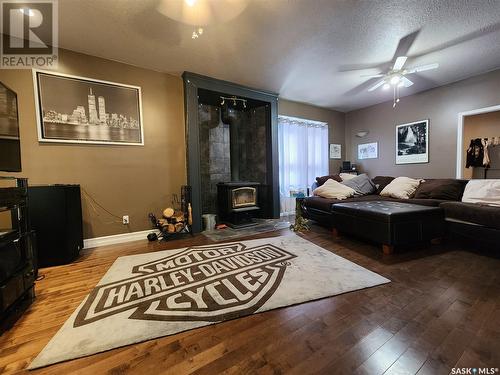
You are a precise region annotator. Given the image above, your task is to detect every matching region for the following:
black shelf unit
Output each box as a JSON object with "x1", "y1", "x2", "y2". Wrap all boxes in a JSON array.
[{"x1": 0, "y1": 177, "x2": 36, "y2": 333}]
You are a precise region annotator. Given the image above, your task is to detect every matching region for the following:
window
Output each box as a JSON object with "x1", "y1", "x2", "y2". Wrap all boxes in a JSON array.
[{"x1": 278, "y1": 115, "x2": 328, "y2": 215}]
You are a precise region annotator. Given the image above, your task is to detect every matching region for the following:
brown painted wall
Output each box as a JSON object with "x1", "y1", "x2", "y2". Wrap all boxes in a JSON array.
[
  {"x1": 0, "y1": 49, "x2": 186, "y2": 239},
  {"x1": 345, "y1": 69, "x2": 500, "y2": 178},
  {"x1": 463, "y1": 111, "x2": 500, "y2": 179},
  {"x1": 278, "y1": 99, "x2": 346, "y2": 173}
]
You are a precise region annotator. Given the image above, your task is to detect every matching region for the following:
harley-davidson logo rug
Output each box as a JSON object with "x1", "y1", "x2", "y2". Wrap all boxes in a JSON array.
[{"x1": 29, "y1": 235, "x2": 390, "y2": 369}]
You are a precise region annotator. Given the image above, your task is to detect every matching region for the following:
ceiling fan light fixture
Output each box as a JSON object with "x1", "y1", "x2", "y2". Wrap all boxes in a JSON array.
[{"x1": 390, "y1": 75, "x2": 401, "y2": 85}]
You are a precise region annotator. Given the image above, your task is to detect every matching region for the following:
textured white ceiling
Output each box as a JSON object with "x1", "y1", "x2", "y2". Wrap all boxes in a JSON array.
[{"x1": 58, "y1": 0, "x2": 500, "y2": 112}]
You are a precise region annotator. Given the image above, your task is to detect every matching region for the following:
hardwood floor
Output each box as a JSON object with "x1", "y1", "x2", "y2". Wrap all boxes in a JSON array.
[{"x1": 1, "y1": 224, "x2": 499, "y2": 375}]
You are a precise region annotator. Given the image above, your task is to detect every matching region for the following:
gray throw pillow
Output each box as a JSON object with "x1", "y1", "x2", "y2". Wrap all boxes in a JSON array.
[{"x1": 341, "y1": 173, "x2": 376, "y2": 196}]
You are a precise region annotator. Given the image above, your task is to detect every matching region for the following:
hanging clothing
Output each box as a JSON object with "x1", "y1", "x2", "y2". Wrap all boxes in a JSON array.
[
  {"x1": 466, "y1": 138, "x2": 484, "y2": 168},
  {"x1": 482, "y1": 138, "x2": 490, "y2": 167}
]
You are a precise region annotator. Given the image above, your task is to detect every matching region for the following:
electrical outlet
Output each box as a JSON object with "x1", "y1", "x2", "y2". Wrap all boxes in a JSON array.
[{"x1": 122, "y1": 215, "x2": 129, "y2": 225}]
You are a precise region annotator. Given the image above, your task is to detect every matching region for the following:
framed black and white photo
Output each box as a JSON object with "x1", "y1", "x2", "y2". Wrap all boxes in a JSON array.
[
  {"x1": 329, "y1": 143, "x2": 341, "y2": 159},
  {"x1": 33, "y1": 70, "x2": 144, "y2": 145},
  {"x1": 0, "y1": 81, "x2": 21, "y2": 172},
  {"x1": 358, "y1": 142, "x2": 378, "y2": 159},
  {"x1": 396, "y1": 120, "x2": 428, "y2": 164}
]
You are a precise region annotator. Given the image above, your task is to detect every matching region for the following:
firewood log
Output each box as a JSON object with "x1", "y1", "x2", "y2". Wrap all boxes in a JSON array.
[
  {"x1": 163, "y1": 207, "x2": 174, "y2": 218},
  {"x1": 173, "y1": 211, "x2": 185, "y2": 223}
]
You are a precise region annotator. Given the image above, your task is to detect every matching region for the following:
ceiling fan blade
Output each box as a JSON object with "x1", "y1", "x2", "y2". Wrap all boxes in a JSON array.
[
  {"x1": 406, "y1": 63, "x2": 439, "y2": 74},
  {"x1": 392, "y1": 30, "x2": 420, "y2": 62},
  {"x1": 360, "y1": 74, "x2": 384, "y2": 78},
  {"x1": 393, "y1": 56, "x2": 407, "y2": 70},
  {"x1": 338, "y1": 63, "x2": 383, "y2": 73},
  {"x1": 401, "y1": 76, "x2": 414, "y2": 87},
  {"x1": 367, "y1": 79, "x2": 386, "y2": 92}
]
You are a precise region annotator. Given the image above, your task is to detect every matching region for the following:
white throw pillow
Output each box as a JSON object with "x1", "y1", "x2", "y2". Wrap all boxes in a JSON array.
[
  {"x1": 380, "y1": 177, "x2": 421, "y2": 199},
  {"x1": 462, "y1": 180, "x2": 500, "y2": 207},
  {"x1": 339, "y1": 173, "x2": 357, "y2": 181},
  {"x1": 313, "y1": 179, "x2": 356, "y2": 200}
]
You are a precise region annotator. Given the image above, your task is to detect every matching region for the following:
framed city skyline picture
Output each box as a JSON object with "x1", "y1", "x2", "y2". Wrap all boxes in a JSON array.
[
  {"x1": 396, "y1": 119, "x2": 429, "y2": 164},
  {"x1": 33, "y1": 70, "x2": 144, "y2": 145}
]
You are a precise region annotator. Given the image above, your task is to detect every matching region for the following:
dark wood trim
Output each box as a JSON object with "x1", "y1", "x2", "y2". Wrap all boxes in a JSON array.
[
  {"x1": 183, "y1": 72, "x2": 278, "y2": 98},
  {"x1": 183, "y1": 77, "x2": 202, "y2": 232},
  {"x1": 182, "y1": 72, "x2": 280, "y2": 233}
]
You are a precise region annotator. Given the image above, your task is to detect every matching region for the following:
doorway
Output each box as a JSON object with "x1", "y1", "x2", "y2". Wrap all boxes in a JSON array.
[{"x1": 456, "y1": 104, "x2": 500, "y2": 178}]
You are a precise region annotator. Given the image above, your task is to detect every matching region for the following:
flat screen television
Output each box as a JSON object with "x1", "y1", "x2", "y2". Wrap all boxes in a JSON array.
[{"x1": 0, "y1": 81, "x2": 21, "y2": 172}]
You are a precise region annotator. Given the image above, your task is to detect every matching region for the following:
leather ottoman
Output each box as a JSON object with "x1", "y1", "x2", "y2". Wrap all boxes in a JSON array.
[{"x1": 331, "y1": 201, "x2": 444, "y2": 254}]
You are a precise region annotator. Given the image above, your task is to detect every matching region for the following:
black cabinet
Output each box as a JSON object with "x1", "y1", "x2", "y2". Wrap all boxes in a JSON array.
[
  {"x1": 28, "y1": 185, "x2": 83, "y2": 268},
  {"x1": 0, "y1": 177, "x2": 36, "y2": 333}
]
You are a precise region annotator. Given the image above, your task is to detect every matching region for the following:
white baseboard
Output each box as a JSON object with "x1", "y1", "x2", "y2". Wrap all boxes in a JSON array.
[{"x1": 84, "y1": 229, "x2": 159, "y2": 249}]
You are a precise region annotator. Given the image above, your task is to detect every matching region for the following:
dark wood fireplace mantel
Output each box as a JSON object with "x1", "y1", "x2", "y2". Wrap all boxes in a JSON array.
[{"x1": 182, "y1": 72, "x2": 279, "y2": 233}]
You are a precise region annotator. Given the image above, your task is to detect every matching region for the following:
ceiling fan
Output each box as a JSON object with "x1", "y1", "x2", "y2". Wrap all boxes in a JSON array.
[
  {"x1": 341, "y1": 30, "x2": 440, "y2": 107},
  {"x1": 363, "y1": 56, "x2": 439, "y2": 107}
]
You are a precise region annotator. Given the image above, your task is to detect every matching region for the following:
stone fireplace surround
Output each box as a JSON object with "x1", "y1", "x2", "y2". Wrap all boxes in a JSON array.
[{"x1": 198, "y1": 103, "x2": 267, "y2": 216}]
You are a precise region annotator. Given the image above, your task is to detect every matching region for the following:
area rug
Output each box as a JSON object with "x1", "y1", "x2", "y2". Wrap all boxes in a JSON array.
[
  {"x1": 29, "y1": 234, "x2": 390, "y2": 369},
  {"x1": 202, "y1": 218, "x2": 291, "y2": 241}
]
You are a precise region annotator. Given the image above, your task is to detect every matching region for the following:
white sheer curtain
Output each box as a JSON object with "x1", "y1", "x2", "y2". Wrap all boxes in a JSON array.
[{"x1": 278, "y1": 115, "x2": 329, "y2": 215}]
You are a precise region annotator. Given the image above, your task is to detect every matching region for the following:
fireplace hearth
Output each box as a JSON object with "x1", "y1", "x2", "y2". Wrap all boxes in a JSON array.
[{"x1": 217, "y1": 182, "x2": 260, "y2": 228}]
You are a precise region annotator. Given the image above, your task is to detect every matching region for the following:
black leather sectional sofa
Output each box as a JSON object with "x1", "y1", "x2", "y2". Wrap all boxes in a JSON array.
[{"x1": 301, "y1": 176, "x2": 500, "y2": 251}]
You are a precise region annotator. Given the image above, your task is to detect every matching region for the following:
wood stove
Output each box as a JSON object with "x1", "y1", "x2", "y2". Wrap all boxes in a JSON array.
[{"x1": 217, "y1": 182, "x2": 260, "y2": 228}]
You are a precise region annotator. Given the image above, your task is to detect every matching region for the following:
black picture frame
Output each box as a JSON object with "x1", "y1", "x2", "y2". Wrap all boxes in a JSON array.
[
  {"x1": 33, "y1": 70, "x2": 144, "y2": 146},
  {"x1": 0, "y1": 81, "x2": 21, "y2": 172},
  {"x1": 396, "y1": 119, "x2": 429, "y2": 164}
]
